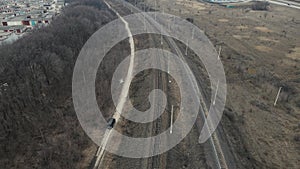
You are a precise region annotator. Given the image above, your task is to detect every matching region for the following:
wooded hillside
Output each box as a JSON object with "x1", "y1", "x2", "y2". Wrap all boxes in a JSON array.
[{"x1": 0, "y1": 0, "x2": 115, "y2": 168}]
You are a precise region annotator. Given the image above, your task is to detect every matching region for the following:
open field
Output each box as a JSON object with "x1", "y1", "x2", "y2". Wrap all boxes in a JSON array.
[
  {"x1": 142, "y1": 0, "x2": 300, "y2": 168},
  {"x1": 89, "y1": 0, "x2": 300, "y2": 168}
]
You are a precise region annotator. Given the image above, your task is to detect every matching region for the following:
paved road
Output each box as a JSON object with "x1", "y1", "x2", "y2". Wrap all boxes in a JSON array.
[{"x1": 268, "y1": 0, "x2": 300, "y2": 10}]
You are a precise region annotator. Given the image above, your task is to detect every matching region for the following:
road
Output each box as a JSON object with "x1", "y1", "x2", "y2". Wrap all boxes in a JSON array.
[
  {"x1": 268, "y1": 0, "x2": 300, "y2": 10},
  {"x1": 198, "y1": 0, "x2": 300, "y2": 10},
  {"x1": 93, "y1": 0, "x2": 136, "y2": 168},
  {"x1": 93, "y1": 1, "x2": 170, "y2": 168},
  {"x1": 93, "y1": 0, "x2": 234, "y2": 168}
]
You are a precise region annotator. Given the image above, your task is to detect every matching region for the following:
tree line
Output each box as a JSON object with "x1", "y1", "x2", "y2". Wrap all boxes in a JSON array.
[{"x1": 0, "y1": 0, "x2": 115, "y2": 168}]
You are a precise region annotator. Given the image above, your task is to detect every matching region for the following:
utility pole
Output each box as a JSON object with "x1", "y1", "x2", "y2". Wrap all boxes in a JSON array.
[
  {"x1": 155, "y1": 0, "x2": 157, "y2": 21},
  {"x1": 143, "y1": 13, "x2": 146, "y2": 31},
  {"x1": 218, "y1": 46, "x2": 222, "y2": 60},
  {"x1": 170, "y1": 105, "x2": 174, "y2": 134},
  {"x1": 103, "y1": 45, "x2": 106, "y2": 56},
  {"x1": 167, "y1": 53, "x2": 170, "y2": 74},
  {"x1": 160, "y1": 24, "x2": 163, "y2": 45},
  {"x1": 192, "y1": 28, "x2": 195, "y2": 39},
  {"x1": 185, "y1": 39, "x2": 189, "y2": 55},
  {"x1": 213, "y1": 80, "x2": 219, "y2": 105},
  {"x1": 274, "y1": 87, "x2": 282, "y2": 106},
  {"x1": 169, "y1": 16, "x2": 173, "y2": 32}
]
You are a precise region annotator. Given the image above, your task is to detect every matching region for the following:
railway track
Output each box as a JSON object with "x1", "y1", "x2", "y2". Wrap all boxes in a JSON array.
[
  {"x1": 147, "y1": 32, "x2": 170, "y2": 169},
  {"x1": 149, "y1": 39, "x2": 163, "y2": 169},
  {"x1": 111, "y1": 1, "x2": 227, "y2": 168},
  {"x1": 95, "y1": 0, "x2": 233, "y2": 168},
  {"x1": 93, "y1": 1, "x2": 172, "y2": 168}
]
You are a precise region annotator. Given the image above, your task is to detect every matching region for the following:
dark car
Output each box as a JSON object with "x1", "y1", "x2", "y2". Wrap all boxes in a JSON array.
[
  {"x1": 107, "y1": 118, "x2": 116, "y2": 129},
  {"x1": 186, "y1": 17, "x2": 194, "y2": 23}
]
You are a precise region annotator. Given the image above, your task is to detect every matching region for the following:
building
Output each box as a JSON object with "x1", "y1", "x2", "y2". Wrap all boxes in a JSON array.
[{"x1": 0, "y1": 0, "x2": 64, "y2": 44}]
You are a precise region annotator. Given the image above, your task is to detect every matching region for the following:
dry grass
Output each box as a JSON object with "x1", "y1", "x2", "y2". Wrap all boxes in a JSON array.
[
  {"x1": 255, "y1": 45, "x2": 272, "y2": 52},
  {"x1": 255, "y1": 26, "x2": 273, "y2": 33},
  {"x1": 286, "y1": 47, "x2": 300, "y2": 60},
  {"x1": 175, "y1": 0, "x2": 206, "y2": 10},
  {"x1": 233, "y1": 34, "x2": 250, "y2": 40},
  {"x1": 258, "y1": 36, "x2": 279, "y2": 43},
  {"x1": 218, "y1": 18, "x2": 229, "y2": 22}
]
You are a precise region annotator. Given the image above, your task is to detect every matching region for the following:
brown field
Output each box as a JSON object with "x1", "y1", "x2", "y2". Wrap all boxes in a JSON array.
[{"x1": 143, "y1": 0, "x2": 300, "y2": 168}]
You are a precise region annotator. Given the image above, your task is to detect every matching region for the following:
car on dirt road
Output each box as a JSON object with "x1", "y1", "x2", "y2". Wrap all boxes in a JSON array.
[{"x1": 107, "y1": 118, "x2": 116, "y2": 129}]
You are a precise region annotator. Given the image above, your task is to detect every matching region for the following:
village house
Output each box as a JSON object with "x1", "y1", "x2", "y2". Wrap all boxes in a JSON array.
[{"x1": 0, "y1": 0, "x2": 64, "y2": 44}]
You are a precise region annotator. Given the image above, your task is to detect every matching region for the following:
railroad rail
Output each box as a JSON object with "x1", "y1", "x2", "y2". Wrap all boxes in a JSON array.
[{"x1": 94, "y1": 0, "x2": 234, "y2": 168}]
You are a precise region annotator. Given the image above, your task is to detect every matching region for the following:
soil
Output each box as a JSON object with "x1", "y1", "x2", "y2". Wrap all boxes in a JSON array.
[
  {"x1": 143, "y1": 0, "x2": 300, "y2": 168},
  {"x1": 87, "y1": 0, "x2": 300, "y2": 168}
]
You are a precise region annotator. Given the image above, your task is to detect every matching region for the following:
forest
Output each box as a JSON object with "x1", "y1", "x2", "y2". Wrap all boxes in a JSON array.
[{"x1": 0, "y1": 0, "x2": 115, "y2": 168}]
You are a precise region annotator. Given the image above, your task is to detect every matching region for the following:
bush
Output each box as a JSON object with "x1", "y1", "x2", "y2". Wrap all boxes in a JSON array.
[{"x1": 252, "y1": 1, "x2": 269, "y2": 11}]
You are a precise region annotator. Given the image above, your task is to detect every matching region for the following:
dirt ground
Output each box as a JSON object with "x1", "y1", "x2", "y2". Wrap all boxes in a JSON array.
[
  {"x1": 96, "y1": 28, "x2": 212, "y2": 168},
  {"x1": 142, "y1": 0, "x2": 300, "y2": 168},
  {"x1": 80, "y1": 0, "x2": 300, "y2": 168}
]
